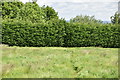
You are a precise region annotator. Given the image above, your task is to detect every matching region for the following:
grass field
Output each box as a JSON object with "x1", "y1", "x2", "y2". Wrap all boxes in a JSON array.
[{"x1": 1, "y1": 45, "x2": 118, "y2": 78}]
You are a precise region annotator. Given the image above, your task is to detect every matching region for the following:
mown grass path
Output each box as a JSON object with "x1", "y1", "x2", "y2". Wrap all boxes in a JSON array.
[{"x1": 1, "y1": 46, "x2": 118, "y2": 78}]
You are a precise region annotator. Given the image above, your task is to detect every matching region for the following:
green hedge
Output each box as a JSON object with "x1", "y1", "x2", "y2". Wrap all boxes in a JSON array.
[
  {"x1": 2, "y1": 19, "x2": 66, "y2": 47},
  {"x1": 2, "y1": 20, "x2": 119, "y2": 48},
  {"x1": 64, "y1": 23, "x2": 119, "y2": 48}
]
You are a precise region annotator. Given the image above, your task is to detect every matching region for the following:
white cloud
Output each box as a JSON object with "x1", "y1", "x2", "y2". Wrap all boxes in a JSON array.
[
  {"x1": 37, "y1": 0, "x2": 119, "y2": 6},
  {"x1": 51, "y1": 2, "x2": 118, "y2": 21},
  {"x1": 20, "y1": 0, "x2": 119, "y2": 4},
  {"x1": 38, "y1": 0, "x2": 118, "y2": 3}
]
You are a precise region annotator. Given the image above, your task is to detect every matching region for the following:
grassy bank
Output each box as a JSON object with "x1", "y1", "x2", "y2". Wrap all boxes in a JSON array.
[{"x1": 1, "y1": 45, "x2": 118, "y2": 78}]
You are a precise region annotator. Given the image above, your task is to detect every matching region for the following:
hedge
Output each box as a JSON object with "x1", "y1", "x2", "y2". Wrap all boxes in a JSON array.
[
  {"x1": 2, "y1": 19, "x2": 66, "y2": 47},
  {"x1": 64, "y1": 23, "x2": 119, "y2": 48},
  {"x1": 2, "y1": 20, "x2": 119, "y2": 48}
]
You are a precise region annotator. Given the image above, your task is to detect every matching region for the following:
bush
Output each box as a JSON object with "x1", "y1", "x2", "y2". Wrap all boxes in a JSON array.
[{"x1": 2, "y1": 19, "x2": 119, "y2": 48}]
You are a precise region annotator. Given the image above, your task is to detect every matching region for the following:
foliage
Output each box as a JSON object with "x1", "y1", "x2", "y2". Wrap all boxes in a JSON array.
[
  {"x1": 42, "y1": 5, "x2": 59, "y2": 20},
  {"x1": 64, "y1": 23, "x2": 119, "y2": 48},
  {"x1": 18, "y1": 2, "x2": 46, "y2": 23},
  {"x1": 2, "y1": 19, "x2": 119, "y2": 48},
  {"x1": 70, "y1": 15, "x2": 103, "y2": 24},
  {"x1": 2, "y1": 19, "x2": 66, "y2": 47},
  {"x1": 2, "y1": 2, "x2": 59, "y2": 23},
  {"x1": 2, "y1": 2, "x2": 24, "y2": 19},
  {"x1": 110, "y1": 12, "x2": 120, "y2": 24}
]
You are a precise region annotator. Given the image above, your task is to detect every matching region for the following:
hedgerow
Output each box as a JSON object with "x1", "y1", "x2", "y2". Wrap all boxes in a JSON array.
[
  {"x1": 64, "y1": 23, "x2": 119, "y2": 48},
  {"x1": 2, "y1": 19, "x2": 119, "y2": 48},
  {"x1": 2, "y1": 19, "x2": 66, "y2": 47}
]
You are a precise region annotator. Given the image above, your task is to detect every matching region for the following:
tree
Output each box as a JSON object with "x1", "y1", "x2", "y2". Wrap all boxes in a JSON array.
[
  {"x1": 42, "y1": 6, "x2": 59, "y2": 20},
  {"x1": 2, "y1": 2, "x2": 23, "y2": 19},
  {"x1": 70, "y1": 15, "x2": 102, "y2": 24},
  {"x1": 110, "y1": 12, "x2": 120, "y2": 24},
  {"x1": 18, "y1": 2, "x2": 46, "y2": 23}
]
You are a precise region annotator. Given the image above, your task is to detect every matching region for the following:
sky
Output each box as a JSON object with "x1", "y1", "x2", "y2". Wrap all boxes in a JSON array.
[{"x1": 20, "y1": 0, "x2": 119, "y2": 21}]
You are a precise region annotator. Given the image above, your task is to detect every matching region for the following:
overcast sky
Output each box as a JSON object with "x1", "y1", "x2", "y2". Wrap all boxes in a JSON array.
[{"x1": 20, "y1": 0, "x2": 119, "y2": 21}]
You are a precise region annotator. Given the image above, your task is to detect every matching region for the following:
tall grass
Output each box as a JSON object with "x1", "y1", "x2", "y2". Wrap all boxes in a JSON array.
[{"x1": 2, "y1": 46, "x2": 118, "y2": 78}]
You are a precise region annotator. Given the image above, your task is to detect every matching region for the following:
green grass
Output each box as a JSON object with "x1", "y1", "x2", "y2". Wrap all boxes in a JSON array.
[{"x1": 1, "y1": 45, "x2": 118, "y2": 78}]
